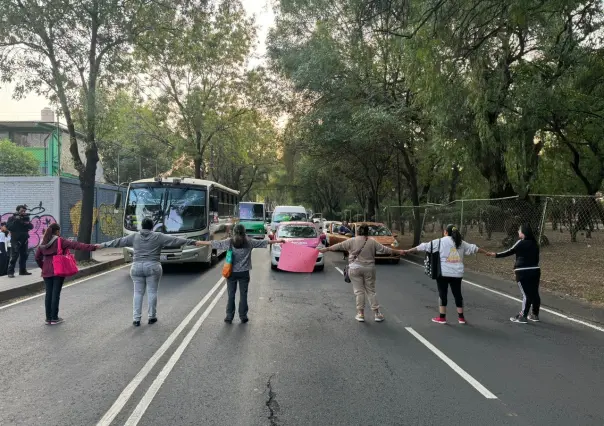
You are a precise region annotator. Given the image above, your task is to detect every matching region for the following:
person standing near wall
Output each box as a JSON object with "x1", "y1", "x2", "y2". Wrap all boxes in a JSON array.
[
  {"x1": 6, "y1": 205, "x2": 33, "y2": 278},
  {"x1": 0, "y1": 222, "x2": 9, "y2": 276}
]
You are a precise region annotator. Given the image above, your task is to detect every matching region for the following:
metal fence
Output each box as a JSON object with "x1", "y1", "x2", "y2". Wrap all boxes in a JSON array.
[{"x1": 386, "y1": 195, "x2": 604, "y2": 304}]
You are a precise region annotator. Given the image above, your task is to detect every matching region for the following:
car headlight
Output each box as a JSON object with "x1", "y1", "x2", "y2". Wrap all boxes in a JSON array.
[{"x1": 391, "y1": 240, "x2": 399, "y2": 248}]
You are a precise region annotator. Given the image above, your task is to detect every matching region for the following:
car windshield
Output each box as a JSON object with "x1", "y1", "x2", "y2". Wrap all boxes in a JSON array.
[
  {"x1": 366, "y1": 224, "x2": 392, "y2": 236},
  {"x1": 278, "y1": 225, "x2": 317, "y2": 238},
  {"x1": 239, "y1": 203, "x2": 264, "y2": 221},
  {"x1": 273, "y1": 212, "x2": 307, "y2": 223},
  {"x1": 124, "y1": 185, "x2": 207, "y2": 233}
]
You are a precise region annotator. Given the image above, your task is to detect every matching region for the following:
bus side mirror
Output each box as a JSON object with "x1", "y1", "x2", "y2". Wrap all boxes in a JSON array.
[{"x1": 113, "y1": 192, "x2": 122, "y2": 210}]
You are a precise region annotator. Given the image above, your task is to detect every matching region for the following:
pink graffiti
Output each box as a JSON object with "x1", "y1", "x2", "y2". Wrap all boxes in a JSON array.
[{"x1": 0, "y1": 213, "x2": 57, "y2": 250}]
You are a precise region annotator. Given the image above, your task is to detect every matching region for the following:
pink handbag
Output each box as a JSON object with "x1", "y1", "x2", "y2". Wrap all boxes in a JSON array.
[{"x1": 52, "y1": 238, "x2": 79, "y2": 277}]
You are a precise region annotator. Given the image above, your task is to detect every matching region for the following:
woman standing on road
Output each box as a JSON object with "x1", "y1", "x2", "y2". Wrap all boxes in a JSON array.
[
  {"x1": 99, "y1": 217, "x2": 205, "y2": 327},
  {"x1": 404, "y1": 224, "x2": 490, "y2": 324},
  {"x1": 197, "y1": 224, "x2": 284, "y2": 324},
  {"x1": 487, "y1": 223, "x2": 541, "y2": 324},
  {"x1": 0, "y1": 222, "x2": 9, "y2": 276},
  {"x1": 35, "y1": 223, "x2": 98, "y2": 325},
  {"x1": 320, "y1": 223, "x2": 405, "y2": 323}
]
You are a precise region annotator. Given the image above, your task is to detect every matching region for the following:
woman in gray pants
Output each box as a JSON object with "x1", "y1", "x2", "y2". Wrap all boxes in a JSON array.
[{"x1": 99, "y1": 217, "x2": 204, "y2": 326}]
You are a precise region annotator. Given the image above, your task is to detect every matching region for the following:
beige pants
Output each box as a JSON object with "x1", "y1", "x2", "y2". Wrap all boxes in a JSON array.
[{"x1": 350, "y1": 266, "x2": 379, "y2": 311}]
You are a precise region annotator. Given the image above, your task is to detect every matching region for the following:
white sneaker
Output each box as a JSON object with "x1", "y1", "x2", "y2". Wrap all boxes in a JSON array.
[
  {"x1": 374, "y1": 312, "x2": 385, "y2": 322},
  {"x1": 355, "y1": 313, "x2": 365, "y2": 322}
]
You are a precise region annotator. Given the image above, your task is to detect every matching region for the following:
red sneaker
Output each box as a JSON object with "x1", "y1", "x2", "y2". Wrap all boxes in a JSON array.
[
  {"x1": 431, "y1": 317, "x2": 447, "y2": 324},
  {"x1": 458, "y1": 317, "x2": 467, "y2": 324}
]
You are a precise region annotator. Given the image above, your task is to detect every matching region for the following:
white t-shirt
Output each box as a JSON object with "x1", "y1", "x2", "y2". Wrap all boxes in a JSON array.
[
  {"x1": 0, "y1": 233, "x2": 8, "y2": 250},
  {"x1": 415, "y1": 236, "x2": 479, "y2": 278}
]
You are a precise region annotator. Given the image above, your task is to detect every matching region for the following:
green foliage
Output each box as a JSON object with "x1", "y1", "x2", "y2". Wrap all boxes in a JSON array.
[{"x1": 0, "y1": 139, "x2": 39, "y2": 176}]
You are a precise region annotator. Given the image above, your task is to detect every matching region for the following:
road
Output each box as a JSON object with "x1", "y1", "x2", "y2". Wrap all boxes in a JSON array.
[{"x1": 0, "y1": 249, "x2": 603, "y2": 426}]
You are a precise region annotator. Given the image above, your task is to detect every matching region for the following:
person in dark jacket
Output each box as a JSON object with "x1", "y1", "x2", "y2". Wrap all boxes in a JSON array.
[
  {"x1": 487, "y1": 223, "x2": 541, "y2": 324},
  {"x1": 6, "y1": 205, "x2": 34, "y2": 278},
  {"x1": 99, "y1": 217, "x2": 206, "y2": 326},
  {"x1": 35, "y1": 223, "x2": 97, "y2": 325},
  {"x1": 0, "y1": 222, "x2": 9, "y2": 276}
]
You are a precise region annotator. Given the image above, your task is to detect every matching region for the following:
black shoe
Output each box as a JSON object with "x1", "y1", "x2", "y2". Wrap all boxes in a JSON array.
[
  {"x1": 240, "y1": 317, "x2": 249, "y2": 323},
  {"x1": 510, "y1": 314, "x2": 528, "y2": 324},
  {"x1": 133, "y1": 321, "x2": 141, "y2": 327},
  {"x1": 51, "y1": 318, "x2": 64, "y2": 325},
  {"x1": 7, "y1": 274, "x2": 14, "y2": 278},
  {"x1": 148, "y1": 318, "x2": 158, "y2": 325},
  {"x1": 19, "y1": 271, "x2": 32, "y2": 276},
  {"x1": 45, "y1": 319, "x2": 52, "y2": 325},
  {"x1": 224, "y1": 317, "x2": 233, "y2": 324}
]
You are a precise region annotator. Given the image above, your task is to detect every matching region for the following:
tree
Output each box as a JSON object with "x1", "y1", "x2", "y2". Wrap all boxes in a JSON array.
[
  {"x1": 0, "y1": 139, "x2": 39, "y2": 176},
  {"x1": 137, "y1": 0, "x2": 256, "y2": 179},
  {"x1": 0, "y1": 0, "x2": 177, "y2": 258}
]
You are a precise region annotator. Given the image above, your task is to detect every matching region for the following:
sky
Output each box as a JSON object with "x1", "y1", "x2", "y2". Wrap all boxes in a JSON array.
[{"x1": 0, "y1": 0, "x2": 275, "y2": 122}]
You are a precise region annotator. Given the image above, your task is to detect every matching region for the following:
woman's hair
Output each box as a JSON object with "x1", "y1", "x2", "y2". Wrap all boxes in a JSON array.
[
  {"x1": 358, "y1": 223, "x2": 369, "y2": 237},
  {"x1": 519, "y1": 223, "x2": 536, "y2": 241},
  {"x1": 446, "y1": 224, "x2": 462, "y2": 248},
  {"x1": 42, "y1": 223, "x2": 61, "y2": 245},
  {"x1": 141, "y1": 217, "x2": 154, "y2": 230},
  {"x1": 231, "y1": 223, "x2": 247, "y2": 248}
]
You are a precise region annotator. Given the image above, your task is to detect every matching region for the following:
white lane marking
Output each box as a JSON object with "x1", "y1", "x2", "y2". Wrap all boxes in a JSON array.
[
  {"x1": 335, "y1": 267, "x2": 344, "y2": 275},
  {"x1": 400, "y1": 258, "x2": 604, "y2": 333},
  {"x1": 405, "y1": 327, "x2": 498, "y2": 399},
  {"x1": 96, "y1": 277, "x2": 225, "y2": 426},
  {"x1": 0, "y1": 264, "x2": 130, "y2": 311},
  {"x1": 124, "y1": 283, "x2": 227, "y2": 426}
]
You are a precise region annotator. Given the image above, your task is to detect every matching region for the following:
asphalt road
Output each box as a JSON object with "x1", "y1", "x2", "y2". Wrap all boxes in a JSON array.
[{"x1": 0, "y1": 250, "x2": 603, "y2": 426}]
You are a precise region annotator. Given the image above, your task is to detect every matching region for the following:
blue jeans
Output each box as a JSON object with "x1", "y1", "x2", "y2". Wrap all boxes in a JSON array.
[
  {"x1": 44, "y1": 276, "x2": 65, "y2": 320},
  {"x1": 226, "y1": 271, "x2": 250, "y2": 320},
  {"x1": 130, "y1": 261, "x2": 162, "y2": 321}
]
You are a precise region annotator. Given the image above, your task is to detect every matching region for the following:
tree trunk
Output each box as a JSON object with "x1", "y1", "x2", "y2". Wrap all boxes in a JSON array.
[
  {"x1": 194, "y1": 158, "x2": 202, "y2": 179},
  {"x1": 76, "y1": 160, "x2": 98, "y2": 261}
]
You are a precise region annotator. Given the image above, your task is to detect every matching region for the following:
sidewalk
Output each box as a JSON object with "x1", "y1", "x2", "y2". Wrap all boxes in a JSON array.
[
  {"x1": 404, "y1": 253, "x2": 604, "y2": 326},
  {"x1": 0, "y1": 248, "x2": 125, "y2": 303}
]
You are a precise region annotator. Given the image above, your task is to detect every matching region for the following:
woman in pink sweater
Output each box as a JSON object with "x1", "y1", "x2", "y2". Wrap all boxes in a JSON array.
[{"x1": 35, "y1": 223, "x2": 97, "y2": 325}]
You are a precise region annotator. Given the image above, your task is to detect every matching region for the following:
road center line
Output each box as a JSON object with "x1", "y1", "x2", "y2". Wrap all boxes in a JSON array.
[
  {"x1": 405, "y1": 327, "x2": 497, "y2": 399},
  {"x1": 400, "y1": 258, "x2": 604, "y2": 333},
  {"x1": 96, "y1": 277, "x2": 225, "y2": 426},
  {"x1": 124, "y1": 283, "x2": 227, "y2": 426},
  {"x1": 0, "y1": 264, "x2": 130, "y2": 311}
]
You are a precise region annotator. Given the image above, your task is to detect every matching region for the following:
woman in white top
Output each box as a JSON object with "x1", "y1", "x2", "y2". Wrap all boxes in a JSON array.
[{"x1": 404, "y1": 224, "x2": 490, "y2": 324}]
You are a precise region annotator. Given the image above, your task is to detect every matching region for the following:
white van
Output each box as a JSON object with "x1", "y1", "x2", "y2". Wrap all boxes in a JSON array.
[{"x1": 270, "y1": 205, "x2": 308, "y2": 232}]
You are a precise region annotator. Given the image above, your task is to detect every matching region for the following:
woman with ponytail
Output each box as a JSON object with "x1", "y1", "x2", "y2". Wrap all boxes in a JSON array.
[
  {"x1": 404, "y1": 224, "x2": 490, "y2": 324},
  {"x1": 34, "y1": 223, "x2": 98, "y2": 325},
  {"x1": 197, "y1": 224, "x2": 284, "y2": 323}
]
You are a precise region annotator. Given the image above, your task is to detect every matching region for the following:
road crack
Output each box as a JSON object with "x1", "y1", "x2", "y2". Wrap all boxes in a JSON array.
[{"x1": 266, "y1": 374, "x2": 281, "y2": 425}]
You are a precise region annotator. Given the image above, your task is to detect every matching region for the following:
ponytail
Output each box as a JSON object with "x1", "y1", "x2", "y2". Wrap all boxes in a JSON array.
[
  {"x1": 446, "y1": 224, "x2": 462, "y2": 248},
  {"x1": 42, "y1": 223, "x2": 60, "y2": 245}
]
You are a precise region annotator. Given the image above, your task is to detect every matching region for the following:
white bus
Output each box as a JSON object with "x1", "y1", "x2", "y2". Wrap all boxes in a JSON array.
[{"x1": 117, "y1": 177, "x2": 239, "y2": 267}]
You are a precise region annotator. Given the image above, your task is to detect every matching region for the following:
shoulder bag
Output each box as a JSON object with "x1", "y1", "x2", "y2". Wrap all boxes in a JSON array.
[
  {"x1": 222, "y1": 241, "x2": 233, "y2": 278},
  {"x1": 424, "y1": 238, "x2": 441, "y2": 280},
  {"x1": 53, "y1": 238, "x2": 79, "y2": 277}
]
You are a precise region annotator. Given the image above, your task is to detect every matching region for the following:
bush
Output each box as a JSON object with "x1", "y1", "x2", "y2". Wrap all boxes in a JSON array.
[{"x1": 0, "y1": 139, "x2": 39, "y2": 176}]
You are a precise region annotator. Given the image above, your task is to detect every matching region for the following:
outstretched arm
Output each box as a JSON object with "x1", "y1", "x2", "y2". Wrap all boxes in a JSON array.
[{"x1": 99, "y1": 234, "x2": 136, "y2": 249}]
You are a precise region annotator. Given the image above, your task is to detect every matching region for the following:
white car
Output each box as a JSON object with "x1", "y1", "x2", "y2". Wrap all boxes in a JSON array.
[{"x1": 270, "y1": 221, "x2": 326, "y2": 271}]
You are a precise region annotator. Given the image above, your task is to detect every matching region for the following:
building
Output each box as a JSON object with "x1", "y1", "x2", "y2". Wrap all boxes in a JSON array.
[{"x1": 0, "y1": 108, "x2": 106, "y2": 182}]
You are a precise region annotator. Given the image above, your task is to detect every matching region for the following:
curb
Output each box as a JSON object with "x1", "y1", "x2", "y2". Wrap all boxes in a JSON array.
[{"x1": 0, "y1": 258, "x2": 125, "y2": 303}]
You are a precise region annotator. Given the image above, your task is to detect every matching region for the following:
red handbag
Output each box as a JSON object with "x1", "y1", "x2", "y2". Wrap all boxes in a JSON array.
[{"x1": 52, "y1": 238, "x2": 79, "y2": 277}]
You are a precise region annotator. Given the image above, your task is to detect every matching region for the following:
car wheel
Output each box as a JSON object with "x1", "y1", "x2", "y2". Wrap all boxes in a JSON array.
[
  {"x1": 315, "y1": 265, "x2": 324, "y2": 272},
  {"x1": 271, "y1": 264, "x2": 278, "y2": 271}
]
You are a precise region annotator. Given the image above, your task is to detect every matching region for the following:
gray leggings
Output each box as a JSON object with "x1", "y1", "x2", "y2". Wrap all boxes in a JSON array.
[{"x1": 130, "y1": 261, "x2": 162, "y2": 321}]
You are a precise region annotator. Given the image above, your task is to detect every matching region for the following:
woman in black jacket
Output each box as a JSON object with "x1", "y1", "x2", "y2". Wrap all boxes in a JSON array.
[{"x1": 488, "y1": 223, "x2": 541, "y2": 324}]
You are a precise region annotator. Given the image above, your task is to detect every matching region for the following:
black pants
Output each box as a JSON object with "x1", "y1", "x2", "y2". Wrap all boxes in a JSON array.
[
  {"x1": 436, "y1": 276, "x2": 464, "y2": 308},
  {"x1": 0, "y1": 252, "x2": 8, "y2": 276},
  {"x1": 44, "y1": 276, "x2": 65, "y2": 321},
  {"x1": 7, "y1": 239, "x2": 29, "y2": 275},
  {"x1": 226, "y1": 271, "x2": 250, "y2": 320},
  {"x1": 517, "y1": 269, "x2": 541, "y2": 317}
]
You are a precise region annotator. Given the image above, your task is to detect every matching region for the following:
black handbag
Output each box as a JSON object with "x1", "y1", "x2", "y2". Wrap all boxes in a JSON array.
[
  {"x1": 424, "y1": 239, "x2": 441, "y2": 279},
  {"x1": 344, "y1": 237, "x2": 369, "y2": 283}
]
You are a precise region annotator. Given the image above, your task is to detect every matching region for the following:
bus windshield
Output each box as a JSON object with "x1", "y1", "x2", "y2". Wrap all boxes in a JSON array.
[
  {"x1": 124, "y1": 185, "x2": 207, "y2": 233},
  {"x1": 239, "y1": 203, "x2": 265, "y2": 221},
  {"x1": 273, "y1": 212, "x2": 307, "y2": 223}
]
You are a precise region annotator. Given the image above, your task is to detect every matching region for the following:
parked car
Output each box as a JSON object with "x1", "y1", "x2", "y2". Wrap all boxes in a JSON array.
[
  {"x1": 327, "y1": 222, "x2": 400, "y2": 263},
  {"x1": 269, "y1": 221, "x2": 326, "y2": 271},
  {"x1": 322, "y1": 221, "x2": 342, "y2": 246}
]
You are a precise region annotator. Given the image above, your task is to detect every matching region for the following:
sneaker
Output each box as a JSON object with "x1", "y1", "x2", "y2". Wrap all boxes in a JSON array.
[
  {"x1": 355, "y1": 313, "x2": 365, "y2": 322},
  {"x1": 374, "y1": 312, "x2": 385, "y2": 322},
  {"x1": 240, "y1": 317, "x2": 249, "y2": 323},
  {"x1": 510, "y1": 314, "x2": 528, "y2": 324},
  {"x1": 45, "y1": 319, "x2": 52, "y2": 325},
  {"x1": 528, "y1": 313, "x2": 540, "y2": 322},
  {"x1": 148, "y1": 318, "x2": 158, "y2": 325},
  {"x1": 51, "y1": 318, "x2": 64, "y2": 325},
  {"x1": 7, "y1": 274, "x2": 14, "y2": 278},
  {"x1": 224, "y1": 317, "x2": 233, "y2": 324},
  {"x1": 458, "y1": 317, "x2": 467, "y2": 324},
  {"x1": 19, "y1": 271, "x2": 32, "y2": 276},
  {"x1": 133, "y1": 320, "x2": 141, "y2": 327},
  {"x1": 432, "y1": 317, "x2": 447, "y2": 324}
]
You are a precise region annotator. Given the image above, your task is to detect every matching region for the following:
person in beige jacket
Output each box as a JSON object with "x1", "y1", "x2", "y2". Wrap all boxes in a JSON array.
[{"x1": 320, "y1": 223, "x2": 405, "y2": 322}]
